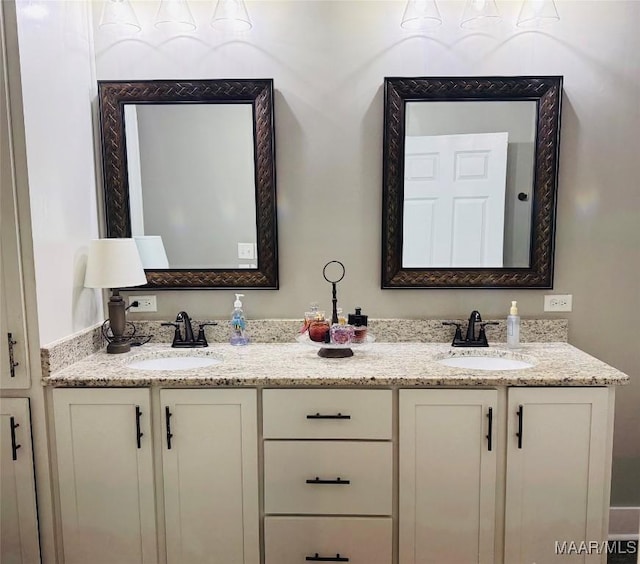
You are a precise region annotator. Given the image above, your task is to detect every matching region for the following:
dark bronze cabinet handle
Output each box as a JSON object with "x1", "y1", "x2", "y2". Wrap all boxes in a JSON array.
[
  {"x1": 516, "y1": 405, "x2": 524, "y2": 449},
  {"x1": 306, "y1": 413, "x2": 351, "y2": 420},
  {"x1": 10, "y1": 416, "x2": 21, "y2": 461},
  {"x1": 7, "y1": 333, "x2": 19, "y2": 378},
  {"x1": 305, "y1": 477, "x2": 350, "y2": 485},
  {"x1": 486, "y1": 407, "x2": 493, "y2": 452},
  {"x1": 135, "y1": 406, "x2": 143, "y2": 449},
  {"x1": 306, "y1": 554, "x2": 349, "y2": 562},
  {"x1": 165, "y1": 406, "x2": 173, "y2": 449}
]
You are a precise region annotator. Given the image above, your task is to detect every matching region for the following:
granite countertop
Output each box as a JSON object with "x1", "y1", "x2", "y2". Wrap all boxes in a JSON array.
[{"x1": 43, "y1": 341, "x2": 629, "y2": 388}]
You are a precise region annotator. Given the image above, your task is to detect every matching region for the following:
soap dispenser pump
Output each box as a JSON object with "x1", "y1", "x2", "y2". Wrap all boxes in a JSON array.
[{"x1": 230, "y1": 294, "x2": 249, "y2": 346}]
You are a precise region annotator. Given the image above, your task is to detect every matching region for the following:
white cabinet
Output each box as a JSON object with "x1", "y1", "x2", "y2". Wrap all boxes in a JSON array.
[
  {"x1": 53, "y1": 387, "x2": 260, "y2": 564},
  {"x1": 399, "y1": 387, "x2": 612, "y2": 564},
  {"x1": 399, "y1": 389, "x2": 498, "y2": 564},
  {"x1": 504, "y1": 387, "x2": 610, "y2": 564},
  {"x1": 0, "y1": 398, "x2": 40, "y2": 563},
  {"x1": 0, "y1": 139, "x2": 30, "y2": 390},
  {"x1": 53, "y1": 388, "x2": 157, "y2": 564},
  {"x1": 263, "y1": 389, "x2": 393, "y2": 564},
  {"x1": 161, "y1": 389, "x2": 259, "y2": 564}
]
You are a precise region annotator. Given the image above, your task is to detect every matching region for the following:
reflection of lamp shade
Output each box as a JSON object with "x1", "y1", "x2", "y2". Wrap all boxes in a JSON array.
[
  {"x1": 401, "y1": 0, "x2": 442, "y2": 31},
  {"x1": 99, "y1": 0, "x2": 142, "y2": 32},
  {"x1": 85, "y1": 239, "x2": 147, "y2": 289},
  {"x1": 516, "y1": 0, "x2": 559, "y2": 27},
  {"x1": 460, "y1": 0, "x2": 502, "y2": 29},
  {"x1": 211, "y1": 0, "x2": 252, "y2": 32},
  {"x1": 134, "y1": 236, "x2": 170, "y2": 269},
  {"x1": 154, "y1": 0, "x2": 197, "y2": 32}
]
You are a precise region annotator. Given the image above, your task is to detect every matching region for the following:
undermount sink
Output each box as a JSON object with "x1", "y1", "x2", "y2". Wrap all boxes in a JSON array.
[
  {"x1": 127, "y1": 356, "x2": 222, "y2": 371},
  {"x1": 437, "y1": 355, "x2": 533, "y2": 371}
]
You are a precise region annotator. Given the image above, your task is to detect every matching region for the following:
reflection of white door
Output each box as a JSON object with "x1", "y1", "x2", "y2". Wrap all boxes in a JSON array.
[{"x1": 403, "y1": 132, "x2": 509, "y2": 268}]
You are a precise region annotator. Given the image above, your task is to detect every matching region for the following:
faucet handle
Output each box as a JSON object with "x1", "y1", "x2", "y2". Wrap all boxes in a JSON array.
[
  {"x1": 442, "y1": 321, "x2": 463, "y2": 344},
  {"x1": 196, "y1": 322, "x2": 218, "y2": 346},
  {"x1": 161, "y1": 322, "x2": 182, "y2": 346},
  {"x1": 477, "y1": 321, "x2": 498, "y2": 347}
]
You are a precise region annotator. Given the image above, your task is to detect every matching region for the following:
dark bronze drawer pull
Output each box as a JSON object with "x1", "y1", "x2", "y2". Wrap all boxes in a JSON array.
[
  {"x1": 306, "y1": 553, "x2": 349, "y2": 562},
  {"x1": 305, "y1": 477, "x2": 350, "y2": 485},
  {"x1": 10, "y1": 416, "x2": 21, "y2": 460},
  {"x1": 306, "y1": 413, "x2": 351, "y2": 420}
]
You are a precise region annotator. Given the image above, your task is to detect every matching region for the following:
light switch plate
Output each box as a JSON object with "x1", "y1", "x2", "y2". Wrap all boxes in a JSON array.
[
  {"x1": 238, "y1": 243, "x2": 255, "y2": 260},
  {"x1": 544, "y1": 294, "x2": 572, "y2": 312}
]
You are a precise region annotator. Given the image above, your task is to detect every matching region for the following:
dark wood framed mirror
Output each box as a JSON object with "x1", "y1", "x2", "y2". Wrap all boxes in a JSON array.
[
  {"x1": 382, "y1": 76, "x2": 562, "y2": 289},
  {"x1": 98, "y1": 78, "x2": 278, "y2": 289}
]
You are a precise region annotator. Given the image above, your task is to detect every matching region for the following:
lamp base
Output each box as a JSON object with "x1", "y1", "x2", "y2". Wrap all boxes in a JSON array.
[{"x1": 106, "y1": 338, "x2": 131, "y2": 354}]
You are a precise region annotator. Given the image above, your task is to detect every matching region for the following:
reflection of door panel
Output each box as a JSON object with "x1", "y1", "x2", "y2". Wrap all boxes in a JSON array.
[{"x1": 403, "y1": 133, "x2": 509, "y2": 267}]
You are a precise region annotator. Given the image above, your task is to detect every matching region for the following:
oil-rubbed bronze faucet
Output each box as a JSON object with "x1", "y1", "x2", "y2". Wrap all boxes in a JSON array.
[
  {"x1": 443, "y1": 311, "x2": 498, "y2": 347},
  {"x1": 162, "y1": 312, "x2": 217, "y2": 348}
]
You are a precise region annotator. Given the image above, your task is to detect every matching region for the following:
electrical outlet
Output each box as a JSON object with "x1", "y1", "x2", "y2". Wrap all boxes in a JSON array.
[
  {"x1": 129, "y1": 295, "x2": 157, "y2": 312},
  {"x1": 544, "y1": 294, "x2": 573, "y2": 312}
]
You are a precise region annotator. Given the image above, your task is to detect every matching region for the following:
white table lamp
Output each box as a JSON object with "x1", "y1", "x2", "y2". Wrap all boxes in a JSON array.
[{"x1": 85, "y1": 238, "x2": 147, "y2": 353}]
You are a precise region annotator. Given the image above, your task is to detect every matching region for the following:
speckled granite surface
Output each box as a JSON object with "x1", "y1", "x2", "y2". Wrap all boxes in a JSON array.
[
  {"x1": 41, "y1": 318, "x2": 569, "y2": 377},
  {"x1": 43, "y1": 341, "x2": 629, "y2": 388},
  {"x1": 41, "y1": 324, "x2": 105, "y2": 377}
]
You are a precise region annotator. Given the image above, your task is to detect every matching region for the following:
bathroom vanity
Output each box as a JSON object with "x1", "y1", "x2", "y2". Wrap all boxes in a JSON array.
[{"x1": 42, "y1": 340, "x2": 628, "y2": 564}]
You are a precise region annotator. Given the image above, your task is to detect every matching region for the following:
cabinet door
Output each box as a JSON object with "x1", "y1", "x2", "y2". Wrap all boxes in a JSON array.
[
  {"x1": 0, "y1": 398, "x2": 40, "y2": 563},
  {"x1": 399, "y1": 389, "x2": 498, "y2": 564},
  {"x1": 161, "y1": 389, "x2": 259, "y2": 564},
  {"x1": 504, "y1": 387, "x2": 610, "y2": 564},
  {"x1": 53, "y1": 388, "x2": 157, "y2": 564},
  {"x1": 0, "y1": 124, "x2": 29, "y2": 390}
]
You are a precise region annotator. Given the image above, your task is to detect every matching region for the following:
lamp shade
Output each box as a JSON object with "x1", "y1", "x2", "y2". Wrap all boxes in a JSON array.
[
  {"x1": 134, "y1": 236, "x2": 169, "y2": 269},
  {"x1": 516, "y1": 0, "x2": 559, "y2": 27},
  {"x1": 154, "y1": 0, "x2": 197, "y2": 32},
  {"x1": 84, "y1": 238, "x2": 147, "y2": 289},
  {"x1": 460, "y1": 0, "x2": 502, "y2": 29},
  {"x1": 401, "y1": 0, "x2": 442, "y2": 31},
  {"x1": 211, "y1": 0, "x2": 252, "y2": 31},
  {"x1": 99, "y1": 0, "x2": 141, "y2": 32}
]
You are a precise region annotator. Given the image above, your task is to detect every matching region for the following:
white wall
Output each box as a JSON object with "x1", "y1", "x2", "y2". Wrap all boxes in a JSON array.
[
  {"x1": 96, "y1": 0, "x2": 639, "y2": 505},
  {"x1": 15, "y1": 0, "x2": 102, "y2": 346}
]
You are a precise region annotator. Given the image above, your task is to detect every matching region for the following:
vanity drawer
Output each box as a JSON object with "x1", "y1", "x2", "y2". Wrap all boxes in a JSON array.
[
  {"x1": 262, "y1": 389, "x2": 392, "y2": 439},
  {"x1": 264, "y1": 516, "x2": 392, "y2": 564},
  {"x1": 264, "y1": 441, "x2": 392, "y2": 515}
]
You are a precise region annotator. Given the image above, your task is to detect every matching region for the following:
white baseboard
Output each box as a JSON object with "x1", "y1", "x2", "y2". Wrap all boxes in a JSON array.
[{"x1": 610, "y1": 507, "x2": 640, "y2": 541}]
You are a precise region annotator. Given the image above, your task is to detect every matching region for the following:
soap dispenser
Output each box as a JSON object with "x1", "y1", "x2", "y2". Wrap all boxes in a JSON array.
[
  {"x1": 507, "y1": 301, "x2": 520, "y2": 349},
  {"x1": 230, "y1": 294, "x2": 249, "y2": 346}
]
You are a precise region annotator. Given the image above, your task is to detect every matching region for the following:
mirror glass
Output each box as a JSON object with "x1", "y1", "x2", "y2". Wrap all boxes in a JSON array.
[
  {"x1": 403, "y1": 100, "x2": 536, "y2": 268},
  {"x1": 382, "y1": 76, "x2": 563, "y2": 289},
  {"x1": 98, "y1": 79, "x2": 278, "y2": 289},
  {"x1": 124, "y1": 103, "x2": 257, "y2": 269}
]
